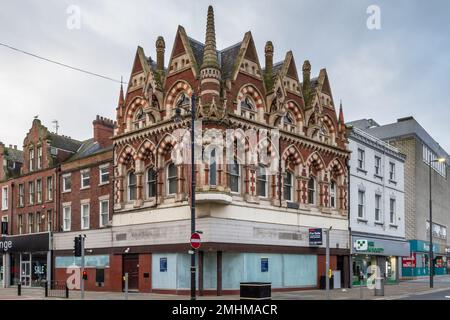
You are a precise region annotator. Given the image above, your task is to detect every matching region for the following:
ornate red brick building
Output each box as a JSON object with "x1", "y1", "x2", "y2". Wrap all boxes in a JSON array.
[{"x1": 110, "y1": 6, "x2": 350, "y2": 294}]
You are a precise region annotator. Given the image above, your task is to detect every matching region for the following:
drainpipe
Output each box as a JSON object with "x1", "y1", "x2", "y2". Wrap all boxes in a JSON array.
[{"x1": 347, "y1": 158, "x2": 352, "y2": 288}]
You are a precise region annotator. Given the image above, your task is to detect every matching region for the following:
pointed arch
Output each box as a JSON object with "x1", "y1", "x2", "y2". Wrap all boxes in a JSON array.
[
  {"x1": 164, "y1": 80, "x2": 193, "y2": 109},
  {"x1": 326, "y1": 157, "x2": 346, "y2": 176},
  {"x1": 236, "y1": 84, "x2": 265, "y2": 110},
  {"x1": 305, "y1": 151, "x2": 326, "y2": 176},
  {"x1": 117, "y1": 144, "x2": 137, "y2": 165},
  {"x1": 281, "y1": 144, "x2": 304, "y2": 173},
  {"x1": 137, "y1": 139, "x2": 157, "y2": 163}
]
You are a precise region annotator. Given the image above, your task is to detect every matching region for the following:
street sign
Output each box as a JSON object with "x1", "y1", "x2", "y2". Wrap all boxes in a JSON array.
[
  {"x1": 309, "y1": 228, "x2": 323, "y2": 246},
  {"x1": 190, "y1": 232, "x2": 201, "y2": 249}
]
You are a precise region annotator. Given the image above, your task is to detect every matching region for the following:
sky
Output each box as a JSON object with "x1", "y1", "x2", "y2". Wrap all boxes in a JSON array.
[{"x1": 0, "y1": 0, "x2": 449, "y2": 152}]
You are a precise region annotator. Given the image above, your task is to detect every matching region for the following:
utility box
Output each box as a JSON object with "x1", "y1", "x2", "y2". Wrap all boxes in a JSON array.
[
  {"x1": 332, "y1": 271, "x2": 341, "y2": 289},
  {"x1": 240, "y1": 282, "x2": 271, "y2": 300}
]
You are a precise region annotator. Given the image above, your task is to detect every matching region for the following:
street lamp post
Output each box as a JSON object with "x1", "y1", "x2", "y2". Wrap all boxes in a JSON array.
[
  {"x1": 174, "y1": 93, "x2": 197, "y2": 300},
  {"x1": 428, "y1": 156, "x2": 446, "y2": 288}
]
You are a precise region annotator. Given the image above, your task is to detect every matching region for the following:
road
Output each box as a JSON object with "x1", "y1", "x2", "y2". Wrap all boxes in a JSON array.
[{"x1": 399, "y1": 289, "x2": 450, "y2": 300}]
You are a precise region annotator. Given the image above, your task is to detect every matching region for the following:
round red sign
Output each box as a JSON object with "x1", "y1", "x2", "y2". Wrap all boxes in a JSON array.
[{"x1": 190, "y1": 232, "x2": 201, "y2": 249}]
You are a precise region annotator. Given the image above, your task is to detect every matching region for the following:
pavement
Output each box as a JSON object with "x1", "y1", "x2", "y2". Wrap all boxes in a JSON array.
[{"x1": 1, "y1": 275, "x2": 449, "y2": 300}]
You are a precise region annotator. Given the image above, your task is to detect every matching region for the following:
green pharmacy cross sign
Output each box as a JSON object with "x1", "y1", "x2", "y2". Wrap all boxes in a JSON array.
[{"x1": 354, "y1": 239, "x2": 384, "y2": 253}]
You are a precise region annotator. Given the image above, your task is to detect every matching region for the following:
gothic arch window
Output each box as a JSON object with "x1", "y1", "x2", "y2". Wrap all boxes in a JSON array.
[
  {"x1": 166, "y1": 163, "x2": 177, "y2": 195},
  {"x1": 133, "y1": 107, "x2": 145, "y2": 130},
  {"x1": 128, "y1": 171, "x2": 137, "y2": 201},
  {"x1": 146, "y1": 167, "x2": 157, "y2": 198},
  {"x1": 209, "y1": 149, "x2": 217, "y2": 186},
  {"x1": 284, "y1": 171, "x2": 294, "y2": 201},
  {"x1": 228, "y1": 159, "x2": 240, "y2": 193},
  {"x1": 330, "y1": 180, "x2": 336, "y2": 208},
  {"x1": 308, "y1": 176, "x2": 316, "y2": 205},
  {"x1": 257, "y1": 165, "x2": 268, "y2": 198},
  {"x1": 240, "y1": 96, "x2": 257, "y2": 121}
]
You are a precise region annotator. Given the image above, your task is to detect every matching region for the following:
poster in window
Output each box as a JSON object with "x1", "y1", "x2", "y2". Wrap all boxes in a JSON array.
[
  {"x1": 160, "y1": 257, "x2": 167, "y2": 272},
  {"x1": 261, "y1": 258, "x2": 269, "y2": 272}
]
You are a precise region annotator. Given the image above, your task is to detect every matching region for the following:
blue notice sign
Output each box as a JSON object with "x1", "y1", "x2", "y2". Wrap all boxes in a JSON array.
[
  {"x1": 261, "y1": 258, "x2": 269, "y2": 272},
  {"x1": 160, "y1": 257, "x2": 167, "y2": 272}
]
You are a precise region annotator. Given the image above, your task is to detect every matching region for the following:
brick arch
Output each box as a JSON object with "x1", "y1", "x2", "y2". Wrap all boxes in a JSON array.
[
  {"x1": 164, "y1": 80, "x2": 193, "y2": 110},
  {"x1": 285, "y1": 100, "x2": 304, "y2": 123},
  {"x1": 157, "y1": 133, "x2": 178, "y2": 155},
  {"x1": 305, "y1": 151, "x2": 326, "y2": 174},
  {"x1": 117, "y1": 144, "x2": 137, "y2": 165},
  {"x1": 281, "y1": 144, "x2": 303, "y2": 173},
  {"x1": 125, "y1": 97, "x2": 147, "y2": 121},
  {"x1": 137, "y1": 139, "x2": 157, "y2": 163},
  {"x1": 322, "y1": 115, "x2": 336, "y2": 134},
  {"x1": 326, "y1": 157, "x2": 346, "y2": 176},
  {"x1": 236, "y1": 84, "x2": 265, "y2": 109}
]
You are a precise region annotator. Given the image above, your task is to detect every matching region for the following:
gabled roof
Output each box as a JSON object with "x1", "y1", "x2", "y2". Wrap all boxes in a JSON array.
[
  {"x1": 47, "y1": 132, "x2": 82, "y2": 153},
  {"x1": 66, "y1": 138, "x2": 113, "y2": 162},
  {"x1": 220, "y1": 42, "x2": 241, "y2": 80},
  {"x1": 3, "y1": 147, "x2": 24, "y2": 163}
]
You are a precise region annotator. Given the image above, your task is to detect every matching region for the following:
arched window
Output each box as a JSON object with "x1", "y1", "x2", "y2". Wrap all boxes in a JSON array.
[
  {"x1": 134, "y1": 108, "x2": 145, "y2": 130},
  {"x1": 284, "y1": 171, "x2": 293, "y2": 201},
  {"x1": 330, "y1": 181, "x2": 336, "y2": 208},
  {"x1": 229, "y1": 159, "x2": 240, "y2": 193},
  {"x1": 240, "y1": 96, "x2": 256, "y2": 121},
  {"x1": 167, "y1": 163, "x2": 177, "y2": 195},
  {"x1": 128, "y1": 171, "x2": 136, "y2": 201},
  {"x1": 308, "y1": 177, "x2": 316, "y2": 205},
  {"x1": 257, "y1": 165, "x2": 268, "y2": 198},
  {"x1": 209, "y1": 149, "x2": 217, "y2": 186},
  {"x1": 147, "y1": 167, "x2": 157, "y2": 198}
]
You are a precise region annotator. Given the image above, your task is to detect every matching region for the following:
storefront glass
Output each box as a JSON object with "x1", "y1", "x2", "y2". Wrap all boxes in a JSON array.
[
  {"x1": 385, "y1": 257, "x2": 397, "y2": 283},
  {"x1": 31, "y1": 252, "x2": 47, "y2": 287},
  {"x1": 10, "y1": 253, "x2": 20, "y2": 286},
  {"x1": 9, "y1": 252, "x2": 47, "y2": 287},
  {"x1": 352, "y1": 255, "x2": 376, "y2": 285}
]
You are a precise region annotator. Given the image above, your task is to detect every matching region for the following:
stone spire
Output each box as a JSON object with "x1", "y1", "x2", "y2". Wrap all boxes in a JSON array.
[
  {"x1": 118, "y1": 82, "x2": 125, "y2": 109},
  {"x1": 338, "y1": 100, "x2": 344, "y2": 124},
  {"x1": 201, "y1": 6, "x2": 219, "y2": 70}
]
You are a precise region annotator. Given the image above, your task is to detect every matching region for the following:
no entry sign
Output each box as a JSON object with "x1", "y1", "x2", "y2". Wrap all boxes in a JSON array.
[{"x1": 190, "y1": 232, "x2": 201, "y2": 249}]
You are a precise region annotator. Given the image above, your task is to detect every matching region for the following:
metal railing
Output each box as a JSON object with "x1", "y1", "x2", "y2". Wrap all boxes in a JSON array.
[{"x1": 44, "y1": 280, "x2": 69, "y2": 299}]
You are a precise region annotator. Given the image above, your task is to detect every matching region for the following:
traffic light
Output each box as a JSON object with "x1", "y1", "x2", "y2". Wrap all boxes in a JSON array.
[
  {"x1": 82, "y1": 270, "x2": 88, "y2": 280},
  {"x1": 74, "y1": 236, "x2": 82, "y2": 257}
]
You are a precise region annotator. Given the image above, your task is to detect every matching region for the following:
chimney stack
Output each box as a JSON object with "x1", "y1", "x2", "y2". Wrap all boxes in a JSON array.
[
  {"x1": 93, "y1": 115, "x2": 116, "y2": 149},
  {"x1": 156, "y1": 36, "x2": 165, "y2": 72},
  {"x1": 264, "y1": 41, "x2": 274, "y2": 77}
]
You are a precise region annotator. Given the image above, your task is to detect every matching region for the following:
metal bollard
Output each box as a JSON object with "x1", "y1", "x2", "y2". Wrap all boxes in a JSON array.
[
  {"x1": 124, "y1": 273, "x2": 128, "y2": 300},
  {"x1": 44, "y1": 281, "x2": 48, "y2": 297},
  {"x1": 18, "y1": 283, "x2": 21, "y2": 296},
  {"x1": 65, "y1": 284, "x2": 69, "y2": 299}
]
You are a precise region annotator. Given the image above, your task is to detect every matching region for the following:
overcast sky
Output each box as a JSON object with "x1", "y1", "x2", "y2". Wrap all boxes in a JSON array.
[{"x1": 1, "y1": 0, "x2": 449, "y2": 152}]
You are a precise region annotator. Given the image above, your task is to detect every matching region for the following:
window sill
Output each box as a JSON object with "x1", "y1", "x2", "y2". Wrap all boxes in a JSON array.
[
  {"x1": 356, "y1": 168, "x2": 367, "y2": 174},
  {"x1": 62, "y1": 190, "x2": 71, "y2": 194},
  {"x1": 374, "y1": 221, "x2": 384, "y2": 226},
  {"x1": 80, "y1": 186, "x2": 90, "y2": 191},
  {"x1": 374, "y1": 174, "x2": 383, "y2": 180},
  {"x1": 389, "y1": 224, "x2": 398, "y2": 228},
  {"x1": 357, "y1": 218, "x2": 368, "y2": 223},
  {"x1": 388, "y1": 179, "x2": 397, "y2": 185},
  {"x1": 98, "y1": 182, "x2": 110, "y2": 186}
]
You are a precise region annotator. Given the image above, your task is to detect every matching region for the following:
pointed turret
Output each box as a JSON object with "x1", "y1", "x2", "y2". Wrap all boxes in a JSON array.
[
  {"x1": 201, "y1": 5, "x2": 219, "y2": 70},
  {"x1": 338, "y1": 100, "x2": 344, "y2": 124},
  {"x1": 118, "y1": 82, "x2": 125, "y2": 109}
]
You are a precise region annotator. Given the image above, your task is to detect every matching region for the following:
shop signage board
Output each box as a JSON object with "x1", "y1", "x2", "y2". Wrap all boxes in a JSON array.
[
  {"x1": 0, "y1": 233, "x2": 50, "y2": 253},
  {"x1": 402, "y1": 253, "x2": 416, "y2": 268},
  {"x1": 309, "y1": 228, "x2": 322, "y2": 246},
  {"x1": 354, "y1": 239, "x2": 384, "y2": 253}
]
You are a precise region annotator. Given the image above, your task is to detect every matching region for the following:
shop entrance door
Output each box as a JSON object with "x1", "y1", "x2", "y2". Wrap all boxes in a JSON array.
[
  {"x1": 123, "y1": 255, "x2": 139, "y2": 291},
  {"x1": 20, "y1": 254, "x2": 31, "y2": 287}
]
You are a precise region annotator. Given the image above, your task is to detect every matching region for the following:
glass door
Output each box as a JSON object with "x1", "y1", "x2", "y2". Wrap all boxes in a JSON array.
[{"x1": 20, "y1": 253, "x2": 31, "y2": 287}]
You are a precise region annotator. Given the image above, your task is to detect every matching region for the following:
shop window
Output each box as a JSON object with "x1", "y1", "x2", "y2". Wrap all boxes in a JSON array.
[
  {"x1": 147, "y1": 167, "x2": 157, "y2": 198},
  {"x1": 257, "y1": 165, "x2": 268, "y2": 198}
]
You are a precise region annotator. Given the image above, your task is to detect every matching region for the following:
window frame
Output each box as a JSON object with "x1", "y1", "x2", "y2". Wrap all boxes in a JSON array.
[
  {"x1": 308, "y1": 177, "x2": 316, "y2": 205},
  {"x1": 1, "y1": 186, "x2": 8, "y2": 210},
  {"x1": 99, "y1": 199, "x2": 109, "y2": 228},
  {"x1": 374, "y1": 156, "x2": 381, "y2": 176},
  {"x1": 167, "y1": 163, "x2": 177, "y2": 196},
  {"x1": 62, "y1": 174, "x2": 72, "y2": 192},
  {"x1": 18, "y1": 184, "x2": 24, "y2": 207},
  {"x1": 37, "y1": 145, "x2": 42, "y2": 170},
  {"x1": 80, "y1": 170, "x2": 90, "y2": 189},
  {"x1": 284, "y1": 171, "x2": 294, "y2": 202},
  {"x1": 357, "y1": 148, "x2": 365, "y2": 170},
  {"x1": 46, "y1": 176, "x2": 53, "y2": 201},
  {"x1": 357, "y1": 190, "x2": 365, "y2": 218},
  {"x1": 28, "y1": 212, "x2": 34, "y2": 234},
  {"x1": 375, "y1": 194, "x2": 381, "y2": 222},
  {"x1": 146, "y1": 167, "x2": 157, "y2": 199},
  {"x1": 256, "y1": 165, "x2": 268, "y2": 198},
  {"x1": 36, "y1": 179, "x2": 42, "y2": 203},
  {"x1": 229, "y1": 160, "x2": 241, "y2": 194},
  {"x1": 329, "y1": 181, "x2": 336, "y2": 208},
  {"x1": 81, "y1": 202, "x2": 90, "y2": 230},
  {"x1": 99, "y1": 165, "x2": 110, "y2": 185},
  {"x1": 63, "y1": 205, "x2": 71, "y2": 231},
  {"x1": 389, "y1": 198, "x2": 396, "y2": 224},
  {"x1": 28, "y1": 181, "x2": 35, "y2": 205},
  {"x1": 127, "y1": 171, "x2": 137, "y2": 201},
  {"x1": 389, "y1": 162, "x2": 396, "y2": 181}
]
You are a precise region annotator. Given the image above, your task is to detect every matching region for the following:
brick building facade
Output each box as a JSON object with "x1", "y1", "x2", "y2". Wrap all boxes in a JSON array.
[{"x1": 109, "y1": 6, "x2": 351, "y2": 294}]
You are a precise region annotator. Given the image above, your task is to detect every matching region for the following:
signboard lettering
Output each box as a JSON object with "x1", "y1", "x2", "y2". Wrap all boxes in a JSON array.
[{"x1": 309, "y1": 228, "x2": 323, "y2": 246}]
